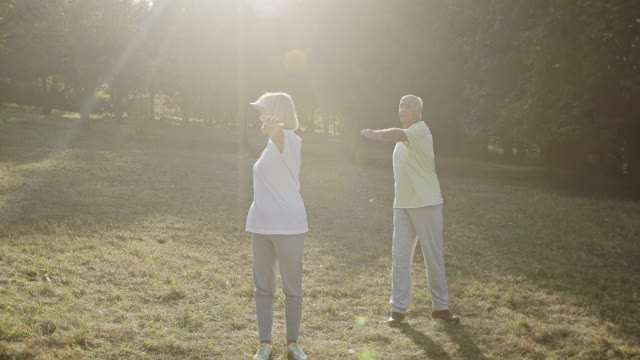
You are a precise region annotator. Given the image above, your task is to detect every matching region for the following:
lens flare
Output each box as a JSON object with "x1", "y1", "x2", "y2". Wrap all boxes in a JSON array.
[{"x1": 283, "y1": 49, "x2": 307, "y2": 73}]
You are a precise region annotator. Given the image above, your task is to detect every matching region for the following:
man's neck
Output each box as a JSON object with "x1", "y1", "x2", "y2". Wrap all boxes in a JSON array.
[{"x1": 401, "y1": 118, "x2": 421, "y2": 129}]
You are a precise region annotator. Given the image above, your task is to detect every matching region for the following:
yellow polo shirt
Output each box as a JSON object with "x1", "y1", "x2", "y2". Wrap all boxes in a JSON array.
[{"x1": 392, "y1": 121, "x2": 443, "y2": 208}]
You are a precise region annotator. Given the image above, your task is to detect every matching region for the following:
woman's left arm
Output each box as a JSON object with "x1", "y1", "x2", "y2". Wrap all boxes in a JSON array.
[{"x1": 262, "y1": 116, "x2": 285, "y2": 152}]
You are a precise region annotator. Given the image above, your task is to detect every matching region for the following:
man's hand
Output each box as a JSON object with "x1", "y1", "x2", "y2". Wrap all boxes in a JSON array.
[{"x1": 360, "y1": 129, "x2": 379, "y2": 141}]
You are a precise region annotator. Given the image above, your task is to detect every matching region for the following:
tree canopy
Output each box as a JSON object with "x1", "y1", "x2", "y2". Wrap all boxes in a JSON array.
[{"x1": 1, "y1": 0, "x2": 639, "y2": 195}]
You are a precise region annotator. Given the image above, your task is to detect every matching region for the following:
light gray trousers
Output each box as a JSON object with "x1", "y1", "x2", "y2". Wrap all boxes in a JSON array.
[
  {"x1": 391, "y1": 204, "x2": 449, "y2": 313},
  {"x1": 251, "y1": 233, "x2": 305, "y2": 342}
]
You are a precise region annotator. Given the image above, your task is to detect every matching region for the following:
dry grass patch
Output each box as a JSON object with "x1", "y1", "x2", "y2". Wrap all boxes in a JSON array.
[{"x1": 1, "y1": 106, "x2": 639, "y2": 359}]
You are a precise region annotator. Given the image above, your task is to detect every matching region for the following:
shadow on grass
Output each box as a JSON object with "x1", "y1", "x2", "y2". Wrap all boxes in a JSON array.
[
  {"x1": 442, "y1": 324, "x2": 487, "y2": 360},
  {"x1": 0, "y1": 112, "x2": 254, "y2": 231},
  {"x1": 3, "y1": 108, "x2": 639, "y2": 351},
  {"x1": 398, "y1": 323, "x2": 450, "y2": 359},
  {"x1": 436, "y1": 156, "x2": 636, "y2": 201},
  {"x1": 312, "y1": 156, "x2": 640, "y2": 350},
  {"x1": 0, "y1": 111, "x2": 76, "y2": 165}
]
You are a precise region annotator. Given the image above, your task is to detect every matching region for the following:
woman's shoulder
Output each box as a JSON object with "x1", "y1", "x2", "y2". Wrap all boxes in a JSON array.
[{"x1": 283, "y1": 129, "x2": 302, "y2": 143}]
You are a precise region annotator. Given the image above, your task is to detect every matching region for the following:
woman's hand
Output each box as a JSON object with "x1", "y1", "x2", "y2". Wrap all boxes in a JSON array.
[
  {"x1": 262, "y1": 116, "x2": 285, "y2": 152},
  {"x1": 261, "y1": 116, "x2": 285, "y2": 137}
]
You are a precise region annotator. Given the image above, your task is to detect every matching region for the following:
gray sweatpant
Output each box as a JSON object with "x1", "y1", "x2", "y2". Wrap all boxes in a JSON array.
[
  {"x1": 251, "y1": 233, "x2": 305, "y2": 342},
  {"x1": 390, "y1": 204, "x2": 449, "y2": 313}
]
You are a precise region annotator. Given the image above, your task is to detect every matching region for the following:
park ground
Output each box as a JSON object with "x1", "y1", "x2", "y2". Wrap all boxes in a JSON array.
[{"x1": 0, "y1": 105, "x2": 639, "y2": 359}]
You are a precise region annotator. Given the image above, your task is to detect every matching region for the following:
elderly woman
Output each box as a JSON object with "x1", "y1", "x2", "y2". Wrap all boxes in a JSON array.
[{"x1": 246, "y1": 92, "x2": 308, "y2": 360}]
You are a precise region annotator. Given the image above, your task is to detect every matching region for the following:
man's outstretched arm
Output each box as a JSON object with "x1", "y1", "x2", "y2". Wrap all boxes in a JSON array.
[{"x1": 360, "y1": 128, "x2": 408, "y2": 143}]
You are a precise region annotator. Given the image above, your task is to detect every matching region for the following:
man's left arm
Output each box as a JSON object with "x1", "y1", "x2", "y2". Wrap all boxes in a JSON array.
[{"x1": 360, "y1": 128, "x2": 408, "y2": 143}]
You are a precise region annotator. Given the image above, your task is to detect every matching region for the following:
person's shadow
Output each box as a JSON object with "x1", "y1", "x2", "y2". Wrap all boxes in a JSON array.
[
  {"x1": 442, "y1": 323, "x2": 487, "y2": 360},
  {"x1": 399, "y1": 322, "x2": 487, "y2": 360},
  {"x1": 398, "y1": 323, "x2": 450, "y2": 359}
]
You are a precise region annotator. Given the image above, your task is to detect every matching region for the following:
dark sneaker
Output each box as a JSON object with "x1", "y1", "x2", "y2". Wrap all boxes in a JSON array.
[
  {"x1": 387, "y1": 311, "x2": 405, "y2": 326},
  {"x1": 431, "y1": 310, "x2": 460, "y2": 324}
]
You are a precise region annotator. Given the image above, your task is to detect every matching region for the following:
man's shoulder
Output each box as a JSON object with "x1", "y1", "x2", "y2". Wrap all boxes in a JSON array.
[
  {"x1": 406, "y1": 120, "x2": 429, "y2": 133},
  {"x1": 416, "y1": 120, "x2": 431, "y2": 132},
  {"x1": 406, "y1": 121, "x2": 432, "y2": 142}
]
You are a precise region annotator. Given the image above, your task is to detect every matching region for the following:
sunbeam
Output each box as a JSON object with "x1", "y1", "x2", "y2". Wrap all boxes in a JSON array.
[{"x1": 81, "y1": 1, "x2": 167, "y2": 120}]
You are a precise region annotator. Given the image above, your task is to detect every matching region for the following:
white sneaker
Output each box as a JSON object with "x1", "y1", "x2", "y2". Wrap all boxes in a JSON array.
[
  {"x1": 253, "y1": 343, "x2": 272, "y2": 360},
  {"x1": 287, "y1": 343, "x2": 308, "y2": 360}
]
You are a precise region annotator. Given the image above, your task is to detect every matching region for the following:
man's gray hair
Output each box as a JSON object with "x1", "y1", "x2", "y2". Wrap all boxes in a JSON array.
[{"x1": 401, "y1": 94, "x2": 423, "y2": 117}]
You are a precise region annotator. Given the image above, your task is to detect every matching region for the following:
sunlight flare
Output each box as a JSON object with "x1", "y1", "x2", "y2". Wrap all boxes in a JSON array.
[{"x1": 246, "y1": 0, "x2": 288, "y2": 17}]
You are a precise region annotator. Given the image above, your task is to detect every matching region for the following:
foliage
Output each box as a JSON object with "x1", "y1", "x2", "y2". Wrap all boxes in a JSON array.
[{"x1": 0, "y1": 0, "x2": 639, "y2": 195}]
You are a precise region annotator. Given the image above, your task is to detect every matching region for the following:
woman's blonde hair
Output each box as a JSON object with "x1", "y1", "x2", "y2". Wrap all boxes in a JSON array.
[{"x1": 250, "y1": 92, "x2": 299, "y2": 131}]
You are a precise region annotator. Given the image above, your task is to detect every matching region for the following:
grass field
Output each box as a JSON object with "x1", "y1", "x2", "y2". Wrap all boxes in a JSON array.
[{"x1": 1, "y1": 106, "x2": 639, "y2": 359}]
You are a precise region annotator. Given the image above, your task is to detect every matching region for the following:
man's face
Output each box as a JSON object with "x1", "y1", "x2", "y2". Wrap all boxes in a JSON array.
[{"x1": 398, "y1": 97, "x2": 420, "y2": 127}]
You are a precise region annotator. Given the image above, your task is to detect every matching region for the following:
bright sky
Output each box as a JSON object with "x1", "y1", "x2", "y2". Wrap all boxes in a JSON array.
[{"x1": 135, "y1": 0, "x2": 288, "y2": 16}]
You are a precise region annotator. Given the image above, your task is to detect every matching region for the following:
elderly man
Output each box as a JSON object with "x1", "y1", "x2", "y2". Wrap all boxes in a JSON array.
[{"x1": 361, "y1": 94, "x2": 458, "y2": 325}]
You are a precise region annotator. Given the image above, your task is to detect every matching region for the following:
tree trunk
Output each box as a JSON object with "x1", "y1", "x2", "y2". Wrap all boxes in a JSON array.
[
  {"x1": 207, "y1": 100, "x2": 215, "y2": 125},
  {"x1": 149, "y1": 89, "x2": 156, "y2": 121},
  {"x1": 113, "y1": 86, "x2": 122, "y2": 121},
  {"x1": 323, "y1": 115, "x2": 330, "y2": 135},
  {"x1": 627, "y1": 122, "x2": 640, "y2": 199},
  {"x1": 306, "y1": 113, "x2": 315, "y2": 133},
  {"x1": 516, "y1": 141, "x2": 527, "y2": 163},
  {"x1": 330, "y1": 116, "x2": 338, "y2": 136},
  {"x1": 466, "y1": 135, "x2": 489, "y2": 159},
  {"x1": 599, "y1": 134, "x2": 622, "y2": 178},
  {"x1": 72, "y1": 53, "x2": 90, "y2": 122},
  {"x1": 80, "y1": 89, "x2": 91, "y2": 122},
  {"x1": 40, "y1": 76, "x2": 53, "y2": 115},
  {"x1": 126, "y1": 91, "x2": 136, "y2": 115},
  {"x1": 181, "y1": 103, "x2": 190, "y2": 122},
  {"x1": 451, "y1": 118, "x2": 462, "y2": 156},
  {"x1": 503, "y1": 137, "x2": 514, "y2": 162}
]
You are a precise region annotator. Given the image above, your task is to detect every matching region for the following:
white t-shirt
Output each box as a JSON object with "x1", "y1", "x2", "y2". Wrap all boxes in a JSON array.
[
  {"x1": 245, "y1": 130, "x2": 308, "y2": 235},
  {"x1": 393, "y1": 121, "x2": 443, "y2": 208}
]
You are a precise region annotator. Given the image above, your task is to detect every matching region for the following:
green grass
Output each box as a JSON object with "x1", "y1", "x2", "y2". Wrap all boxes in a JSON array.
[{"x1": 0, "y1": 105, "x2": 639, "y2": 359}]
